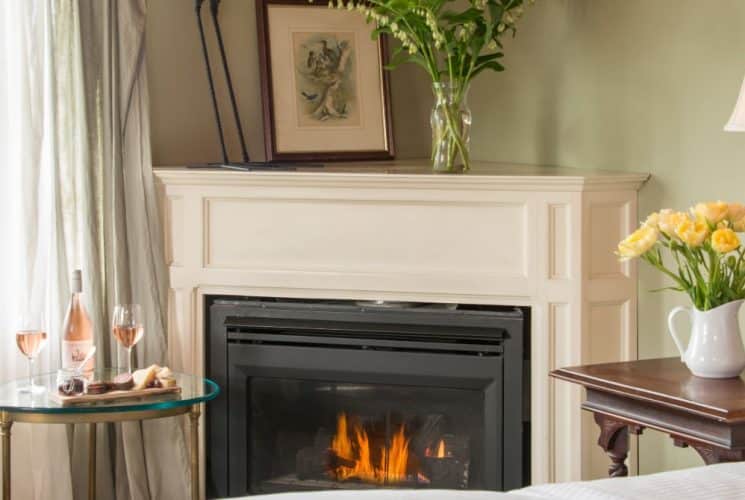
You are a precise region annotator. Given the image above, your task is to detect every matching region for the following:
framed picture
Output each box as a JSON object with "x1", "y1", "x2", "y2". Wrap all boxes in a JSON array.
[{"x1": 256, "y1": 0, "x2": 395, "y2": 162}]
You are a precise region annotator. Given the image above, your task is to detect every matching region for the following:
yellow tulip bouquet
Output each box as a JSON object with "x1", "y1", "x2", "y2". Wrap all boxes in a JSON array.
[{"x1": 618, "y1": 201, "x2": 745, "y2": 311}]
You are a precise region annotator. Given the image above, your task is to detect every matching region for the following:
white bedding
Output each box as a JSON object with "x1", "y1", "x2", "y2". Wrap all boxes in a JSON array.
[{"x1": 236, "y1": 461, "x2": 745, "y2": 499}]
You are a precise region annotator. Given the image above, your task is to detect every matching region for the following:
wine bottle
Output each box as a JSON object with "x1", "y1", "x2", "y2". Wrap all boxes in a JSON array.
[{"x1": 61, "y1": 269, "x2": 95, "y2": 372}]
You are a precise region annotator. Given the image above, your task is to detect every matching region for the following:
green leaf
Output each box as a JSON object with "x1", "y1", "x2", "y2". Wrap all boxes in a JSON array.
[
  {"x1": 440, "y1": 8, "x2": 482, "y2": 24},
  {"x1": 387, "y1": 0, "x2": 411, "y2": 11},
  {"x1": 649, "y1": 287, "x2": 685, "y2": 293},
  {"x1": 469, "y1": 21, "x2": 489, "y2": 50},
  {"x1": 475, "y1": 52, "x2": 503, "y2": 65},
  {"x1": 385, "y1": 52, "x2": 430, "y2": 73},
  {"x1": 471, "y1": 60, "x2": 504, "y2": 76},
  {"x1": 386, "y1": 48, "x2": 413, "y2": 69},
  {"x1": 371, "y1": 26, "x2": 389, "y2": 40},
  {"x1": 484, "y1": 19, "x2": 493, "y2": 43},
  {"x1": 488, "y1": 2, "x2": 503, "y2": 24}
]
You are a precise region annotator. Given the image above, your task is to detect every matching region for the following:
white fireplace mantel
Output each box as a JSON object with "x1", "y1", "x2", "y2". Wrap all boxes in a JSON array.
[{"x1": 154, "y1": 160, "x2": 649, "y2": 488}]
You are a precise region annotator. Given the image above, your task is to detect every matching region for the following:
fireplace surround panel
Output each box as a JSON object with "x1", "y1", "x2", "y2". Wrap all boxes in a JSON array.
[{"x1": 155, "y1": 163, "x2": 647, "y2": 486}]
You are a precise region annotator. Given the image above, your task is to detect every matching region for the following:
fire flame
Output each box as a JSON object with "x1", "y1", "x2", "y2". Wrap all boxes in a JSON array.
[
  {"x1": 329, "y1": 413, "x2": 411, "y2": 484},
  {"x1": 425, "y1": 439, "x2": 447, "y2": 458}
]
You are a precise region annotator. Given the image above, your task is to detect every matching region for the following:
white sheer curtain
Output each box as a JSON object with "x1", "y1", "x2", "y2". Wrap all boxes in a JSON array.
[
  {"x1": 0, "y1": 2, "x2": 75, "y2": 498},
  {"x1": 0, "y1": 1, "x2": 186, "y2": 498}
]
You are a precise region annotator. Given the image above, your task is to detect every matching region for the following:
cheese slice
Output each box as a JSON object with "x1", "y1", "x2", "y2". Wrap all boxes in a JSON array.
[
  {"x1": 132, "y1": 365, "x2": 159, "y2": 390},
  {"x1": 158, "y1": 376, "x2": 177, "y2": 388}
]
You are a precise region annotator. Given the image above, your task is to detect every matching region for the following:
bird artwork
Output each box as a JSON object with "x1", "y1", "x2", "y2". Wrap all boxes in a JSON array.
[{"x1": 295, "y1": 35, "x2": 356, "y2": 123}]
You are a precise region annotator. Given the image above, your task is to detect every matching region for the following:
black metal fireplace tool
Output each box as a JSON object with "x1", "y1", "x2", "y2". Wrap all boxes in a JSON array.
[{"x1": 191, "y1": 0, "x2": 321, "y2": 171}]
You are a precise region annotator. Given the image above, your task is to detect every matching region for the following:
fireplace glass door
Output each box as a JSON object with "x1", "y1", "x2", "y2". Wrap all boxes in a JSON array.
[
  {"x1": 250, "y1": 378, "x2": 484, "y2": 493},
  {"x1": 207, "y1": 298, "x2": 528, "y2": 498}
]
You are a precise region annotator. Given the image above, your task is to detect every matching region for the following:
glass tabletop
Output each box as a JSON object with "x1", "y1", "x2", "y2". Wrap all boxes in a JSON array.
[{"x1": 0, "y1": 369, "x2": 219, "y2": 414}]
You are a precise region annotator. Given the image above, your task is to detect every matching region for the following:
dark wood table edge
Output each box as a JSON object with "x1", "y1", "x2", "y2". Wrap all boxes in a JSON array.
[
  {"x1": 551, "y1": 367, "x2": 742, "y2": 423},
  {"x1": 551, "y1": 367, "x2": 745, "y2": 478}
]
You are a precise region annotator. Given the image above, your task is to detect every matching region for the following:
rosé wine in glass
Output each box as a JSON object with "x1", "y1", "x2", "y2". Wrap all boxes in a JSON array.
[
  {"x1": 112, "y1": 304, "x2": 143, "y2": 373},
  {"x1": 15, "y1": 314, "x2": 48, "y2": 394}
]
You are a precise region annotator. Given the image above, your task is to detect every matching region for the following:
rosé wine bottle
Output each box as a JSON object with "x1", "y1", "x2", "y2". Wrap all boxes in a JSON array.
[{"x1": 61, "y1": 269, "x2": 95, "y2": 374}]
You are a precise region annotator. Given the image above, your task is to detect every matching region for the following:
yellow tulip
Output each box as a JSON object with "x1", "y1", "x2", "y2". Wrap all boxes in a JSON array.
[
  {"x1": 728, "y1": 203, "x2": 745, "y2": 231},
  {"x1": 728, "y1": 203, "x2": 745, "y2": 220},
  {"x1": 657, "y1": 209, "x2": 688, "y2": 237},
  {"x1": 692, "y1": 201, "x2": 729, "y2": 224},
  {"x1": 674, "y1": 218, "x2": 708, "y2": 247},
  {"x1": 711, "y1": 227, "x2": 740, "y2": 253},
  {"x1": 732, "y1": 219, "x2": 745, "y2": 232},
  {"x1": 617, "y1": 225, "x2": 658, "y2": 260},
  {"x1": 642, "y1": 211, "x2": 660, "y2": 228}
]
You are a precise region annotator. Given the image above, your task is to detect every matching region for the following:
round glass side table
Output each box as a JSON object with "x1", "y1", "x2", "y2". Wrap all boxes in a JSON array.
[{"x1": 0, "y1": 369, "x2": 219, "y2": 500}]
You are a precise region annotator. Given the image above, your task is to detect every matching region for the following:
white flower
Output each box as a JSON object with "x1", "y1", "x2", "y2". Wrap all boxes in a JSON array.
[
  {"x1": 487, "y1": 39, "x2": 497, "y2": 50},
  {"x1": 497, "y1": 22, "x2": 506, "y2": 32},
  {"x1": 346, "y1": 1, "x2": 354, "y2": 10},
  {"x1": 390, "y1": 22, "x2": 398, "y2": 31}
]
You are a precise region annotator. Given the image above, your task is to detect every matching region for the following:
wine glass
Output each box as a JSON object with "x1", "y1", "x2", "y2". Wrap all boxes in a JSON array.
[
  {"x1": 15, "y1": 313, "x2": 48, "y2": 394},
  {"x1": 112, "y1": 304, "x2": 144, "y2": 373}
]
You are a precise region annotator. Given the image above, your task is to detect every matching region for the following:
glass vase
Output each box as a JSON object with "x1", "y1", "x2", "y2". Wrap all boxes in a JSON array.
[{"x1": 430, "y1": 82, "x2": 472, "y2": 172}]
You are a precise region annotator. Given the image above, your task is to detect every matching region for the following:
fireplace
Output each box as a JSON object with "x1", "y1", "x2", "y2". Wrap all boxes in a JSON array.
[{"x1": 206, "y1": 297, "x2": 530, "y2": 498}]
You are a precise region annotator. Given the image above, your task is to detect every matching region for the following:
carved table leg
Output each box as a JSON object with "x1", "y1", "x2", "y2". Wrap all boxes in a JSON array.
[
  {"x1": 672, "y1": 437, "x2": 745, "y2": 465},
  {"x1": 594, "y1": 413, "x2": 630, "y2": 477},
  {"x1": 0, "y1": 412, "x2": 11, "y2": 500}
]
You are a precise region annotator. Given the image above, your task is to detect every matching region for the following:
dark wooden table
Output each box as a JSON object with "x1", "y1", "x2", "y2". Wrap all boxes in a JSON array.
[{"x1": 551, "y1": 357, "x2": 745, "y2": 477}]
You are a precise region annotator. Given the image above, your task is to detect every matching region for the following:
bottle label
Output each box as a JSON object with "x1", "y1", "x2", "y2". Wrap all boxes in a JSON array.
[{"x1": 62, "y1": 339, "x2": 94, "y2": 371}]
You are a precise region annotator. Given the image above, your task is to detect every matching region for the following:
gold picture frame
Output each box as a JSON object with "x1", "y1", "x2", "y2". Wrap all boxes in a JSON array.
[{"x1": 256, "y1": 0, "x2": 395, "y2": 161}]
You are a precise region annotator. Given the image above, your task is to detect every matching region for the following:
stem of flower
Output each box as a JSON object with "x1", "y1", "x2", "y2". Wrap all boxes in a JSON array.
[{"x1": 440, "y1": 94, "x2": 470, "y2": 170}]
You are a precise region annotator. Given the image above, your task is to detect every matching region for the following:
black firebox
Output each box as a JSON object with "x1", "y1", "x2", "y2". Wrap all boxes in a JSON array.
[{"x1": 206, "y1": 297, "x2": 530, "y2": 498}]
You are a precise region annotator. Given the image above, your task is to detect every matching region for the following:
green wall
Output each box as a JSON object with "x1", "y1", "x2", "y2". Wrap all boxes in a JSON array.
[
  {"x1": 469, "y1": 0, "x2": 745, "y2": 473},
  {"x1": 148, "y1": 0, "x2": 745, "y2": 476},
  {"x1": 147, "y1": 0, "x2": 431, "y2": 165}
]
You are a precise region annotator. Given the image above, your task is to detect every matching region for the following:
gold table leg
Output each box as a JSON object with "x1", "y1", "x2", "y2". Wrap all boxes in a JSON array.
[
  {"x1": 189, "y1": 405, "x2": 201, "y2": 500},
  {"x1": 1, "y1": 412, "x2": 12, "y2": 500},
  {"x1": 88, "y1": 423, "x2": 96, "y2": 500}
]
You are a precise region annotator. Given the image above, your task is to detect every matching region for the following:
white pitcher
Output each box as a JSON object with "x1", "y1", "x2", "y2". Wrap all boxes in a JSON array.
[{"x1": 668, "y1": 299, "x2": 745, "y2": 378}]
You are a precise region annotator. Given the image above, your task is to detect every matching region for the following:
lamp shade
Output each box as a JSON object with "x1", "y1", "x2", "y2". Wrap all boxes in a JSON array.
[{"x1": 725, "y1": 74, "x2": 745, "y2": 132}]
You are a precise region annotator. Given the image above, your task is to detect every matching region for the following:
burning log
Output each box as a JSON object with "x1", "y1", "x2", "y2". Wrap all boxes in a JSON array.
[
  {"x1": 295, "y1": 413, "x2": 470, "y2": 490},
  {"x1": 328, "y1": 450, "x2": 357, "y2": 470},
  {"x1": 421, "y1": 434, "x2": 471, "y2": 489},
  {"x1": 296, "y1": 447, "x2": 356, "y2": 480},
  {"x1": 423, "y1": 456, "x2": 469, "y2": 489}
]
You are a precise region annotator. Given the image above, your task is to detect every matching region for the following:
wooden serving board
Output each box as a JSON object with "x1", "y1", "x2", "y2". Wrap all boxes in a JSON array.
[{"x1": 50, "y1": 386, "x2": 181, "y2": 406}]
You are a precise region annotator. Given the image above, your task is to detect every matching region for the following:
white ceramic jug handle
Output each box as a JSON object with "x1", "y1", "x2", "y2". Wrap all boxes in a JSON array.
[{"x1": 667, "y1": 306, "x2": 690, "y2": 360}]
